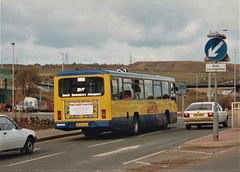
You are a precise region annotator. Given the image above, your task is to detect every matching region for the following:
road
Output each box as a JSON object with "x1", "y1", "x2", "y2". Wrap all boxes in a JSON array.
[{"x1": 0, "y1": 119, "x2": 233, "y2": 172}]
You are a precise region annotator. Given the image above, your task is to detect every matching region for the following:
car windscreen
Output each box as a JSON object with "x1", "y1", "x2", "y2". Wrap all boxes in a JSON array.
[
  {"x1": 186, "y1": 104, "x2": 212, "y2": 111},
  {"x1": 58, "y1": 77, "x2": 104, "y2": 97}
]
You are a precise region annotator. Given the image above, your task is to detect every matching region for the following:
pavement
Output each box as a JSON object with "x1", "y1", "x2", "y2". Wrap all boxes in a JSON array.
[
  {"x1": 36, "y1": 127, "x2": 240, "y2": 148},
  {"x1": 183, "y1": 128, "x2": 240, "y2": 148},
  {"x1": 36, "y1": 128, "x2": 82, "y2": 142}
]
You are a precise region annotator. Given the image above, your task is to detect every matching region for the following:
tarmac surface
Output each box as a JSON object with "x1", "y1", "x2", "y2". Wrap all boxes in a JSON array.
[
  {"x1": 35, "y1": 128, "x2": 239, "y2": 171},
  {"x1": 36, "y1": 127, "x2": 240, "y2": 148}
]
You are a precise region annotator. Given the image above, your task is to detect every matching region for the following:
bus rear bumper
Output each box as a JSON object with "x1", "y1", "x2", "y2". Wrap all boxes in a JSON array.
[{"x1": 54, "y1": 121, "x2": 111, "y2": 130}]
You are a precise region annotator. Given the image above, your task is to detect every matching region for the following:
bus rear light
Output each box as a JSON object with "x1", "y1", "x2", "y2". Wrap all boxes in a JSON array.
[
  {"x1": 58, "y1": 111, "x2": 62, "y2": 120},
  {"x1": 102, "y1": 109, "x2": 106, "y2": 119},
  {"x1": 184, "y1": 113, "x2": 190, "y2": 117},
  {"x1": 208, "y1": 112, "x2": 214, "y2": 117}
]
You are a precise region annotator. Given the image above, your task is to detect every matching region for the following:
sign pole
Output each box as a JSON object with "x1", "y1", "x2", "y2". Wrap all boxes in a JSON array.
[
  {"x1": 213, "y1": 71, "x2": 219, "y2": 141},
  {"x1": 205, "y1": 29, "x2": 228, "y2": 142},
  {"x1": 182, "y1": 94, "x2": 184, "y2": 117},
  {"x1": 208, "y1": 72, "x2": 211, "y2": 102}
]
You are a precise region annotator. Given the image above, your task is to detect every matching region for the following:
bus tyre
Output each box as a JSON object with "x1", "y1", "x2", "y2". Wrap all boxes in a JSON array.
[
  {"x1": 186, "y1": 125, "x2": 191, "y2": 130},
  {"x1": 164, "y1": 111, "x2": 170, "y2": 129},
  {"x1": 131, "y1": 115, "x2": 140, "y2": 135},
  {"x1": 164, "y1": 115, "x2": 169, "y2": 129},
  {"x1": 82, "y1": 128, "x2": 100, "y2": 138}
]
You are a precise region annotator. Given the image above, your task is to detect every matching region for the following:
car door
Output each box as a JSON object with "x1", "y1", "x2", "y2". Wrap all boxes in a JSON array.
[
  {"x1": 217, "y1": 104, "x2": 224, "y2": 123},
  {"x1": 0, "y1": 116, "x2": 25, "y2": 150},
  {"x1": 0, "y1": 126, "x2": 4, "y2": 151}
]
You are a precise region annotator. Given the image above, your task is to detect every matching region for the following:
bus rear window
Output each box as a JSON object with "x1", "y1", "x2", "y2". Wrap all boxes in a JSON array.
[{"x1": 58, "y1": 77, "x2": 104, "y2": 97}]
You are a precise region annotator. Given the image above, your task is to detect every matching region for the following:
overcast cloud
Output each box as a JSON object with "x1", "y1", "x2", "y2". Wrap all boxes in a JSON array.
[{"x1": 1, "y1": 0, "x2": 239, "y2": 65}]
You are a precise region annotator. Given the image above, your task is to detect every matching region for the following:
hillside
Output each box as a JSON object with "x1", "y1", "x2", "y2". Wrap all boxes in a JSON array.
[
  {"x1": 5, "y1": 61, "x2": 238, "y2": 110},
  {"x1": 130, "y1": 61, "x2": 238, "y2": 73},
  {"x1": 4, "y1": 61, "x2": 239, "y2": 85}
]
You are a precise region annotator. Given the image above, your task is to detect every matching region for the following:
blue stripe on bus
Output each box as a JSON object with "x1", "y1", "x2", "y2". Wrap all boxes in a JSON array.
[
  {"x1": 54, "y1": 120, "x2": 111, "y2": 129},
  {"x1": 54, "y1": 112, "x2": 177, "y2": 130}
]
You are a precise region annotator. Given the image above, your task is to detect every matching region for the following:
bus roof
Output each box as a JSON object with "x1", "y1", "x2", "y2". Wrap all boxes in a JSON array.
[{"x1": 54, "y1": 69, "x2": 175, "y2": 81}]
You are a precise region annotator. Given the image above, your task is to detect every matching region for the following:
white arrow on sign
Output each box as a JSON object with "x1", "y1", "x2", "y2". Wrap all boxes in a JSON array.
[
  {"x1": 208, "y1": 41, "x2": 224, "y2": 57},
  {"x1": 92, "y1": 145, "x2": 140, "y2": 157}
]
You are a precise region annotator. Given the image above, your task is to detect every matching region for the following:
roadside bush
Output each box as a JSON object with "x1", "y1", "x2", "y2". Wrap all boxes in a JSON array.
[{"x1": 13, "y1": 117, "x2": 54, "y2": 131}]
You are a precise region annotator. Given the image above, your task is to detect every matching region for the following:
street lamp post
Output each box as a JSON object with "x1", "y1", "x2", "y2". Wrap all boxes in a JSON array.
[
  {"x1": 196, "y1": 73, "x2": 198, "y2": 102},
  {"x1": 192, "y1": 72, "x2": 198, "y2": 102},
  {"x1": 59, "y1": 52, "x2": 64, "y2": 71},
  {"x1": 11, "y1": 43, "x2": 15, "y2": 118},
  {"x1": 234, "y1": 52, "x2": 239, "y2": 106}
]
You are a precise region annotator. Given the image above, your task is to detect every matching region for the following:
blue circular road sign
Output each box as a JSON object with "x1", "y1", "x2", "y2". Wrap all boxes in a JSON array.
[{"x1": 204, "y1": 37, "x2": 227, "y2": 61}]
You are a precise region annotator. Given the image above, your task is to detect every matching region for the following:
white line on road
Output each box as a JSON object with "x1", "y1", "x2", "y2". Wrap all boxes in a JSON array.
[
  {"x1": 175, "y1": 150, "x2": 213, "y2": 155},
  {"x1": 5, "y1": 152, "x2": 66, "y2": 167},
  {"x1": 88, "y1": 139, "x2": 125, "y2": 148},
  {"x1": 92, "y1": 145, "x2": 140, "y2": 157},
  {"x1": 34, "y1": 148, "x2": 41, "y2": 152},
  {"x1": 137, "y1": 130, "x2": 162, "y2": 137},
  {"x1": 169, "y1": 126, "x2": 185, "y2": 131},
  {"x1": 123, "y1": 150, "x2": 167, "y2": 165},
  {"x1": 135, "y1": 161, "x2": 152, "y2": 166}
]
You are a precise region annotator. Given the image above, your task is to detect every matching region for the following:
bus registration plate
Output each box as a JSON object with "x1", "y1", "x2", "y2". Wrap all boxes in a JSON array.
[{"x1": 76, "y1": 123, "x2": 88, "y2": 127}]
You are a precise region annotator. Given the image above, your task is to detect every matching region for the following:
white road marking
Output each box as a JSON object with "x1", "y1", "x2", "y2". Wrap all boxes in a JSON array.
[
  {"x1": 89, "y1": 139, "x2": 125, "y2": 148},
  {"x1": 169, "y1": 126, "x2": 185, "y2": 131},
  {"x1": 5, "y1": 152, "x2": 66, "y2": 167},
  {"x1": 175, "y1": 150, "x2": 213, "y2": 155},
  {"x1": 137, "y1": 131, "x2": 162, "y2": 137},
  {"x1": 34, "y1": 148, "x2": 41, "y2": 152},
  {"x1": 123, "y1": 150, "x2": 167, "y2": 165},
  {"x1": 92, "y1": 145, "x2": 140, "y2": 157},
  {"x1": 135, "y1": 161, "x2": 152, "y2": 166}
]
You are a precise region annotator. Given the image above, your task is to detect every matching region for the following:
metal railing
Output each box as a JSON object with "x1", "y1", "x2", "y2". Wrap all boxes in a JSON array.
[{"x1": 231, "y1": 102, "x2": 240, "y2": 130}]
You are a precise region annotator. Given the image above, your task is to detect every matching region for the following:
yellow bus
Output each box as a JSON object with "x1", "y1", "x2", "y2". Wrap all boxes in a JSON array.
[{"x1": 54, "y1": 69, "x2": 177, "y2": 137}]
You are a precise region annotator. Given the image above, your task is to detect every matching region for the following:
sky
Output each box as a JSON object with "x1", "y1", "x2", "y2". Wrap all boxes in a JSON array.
[{"x1": 1, "y1": 0, "x2": 239, "y2": 65}]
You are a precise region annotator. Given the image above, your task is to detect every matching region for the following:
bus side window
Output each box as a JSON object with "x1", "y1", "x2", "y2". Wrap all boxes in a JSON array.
[
  {"x1": 171, "y1": 82, "x2": 176, "y2": 102},
  {"x1": 145, "y1": 80, "x2": 153, "y2": 99},
  {"x1": 162, "y1": 81, "x2": 170, "y2": 99},
  {"x1": 111, "y1": 79, "x2": 119, "y2": 100},
  {"x1": 154, "y1": 81, "x2": 162, "y2": 99},
  {"x1": 123, "y1": 78, "x2": 133, "y2": 99},
  {"x1": 134, "y1": 79, "x2": 144, "y2": 100}
]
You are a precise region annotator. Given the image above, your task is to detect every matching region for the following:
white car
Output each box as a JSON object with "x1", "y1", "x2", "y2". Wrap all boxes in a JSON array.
[
  {"x1": 0, "y1": 115, "x2": 37, "y2": 154},
  {"x1": 183, "y1": 102, "x2": 228, "y2": 130}
]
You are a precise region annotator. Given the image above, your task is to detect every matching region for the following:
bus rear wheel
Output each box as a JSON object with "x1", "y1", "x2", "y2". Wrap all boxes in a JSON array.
[
  {"x1": 131, "y1": 115, "x2": 140, "y2": 135},
  {"x1": 82, "y1": 128, "x2": 101, "y2": 138}
]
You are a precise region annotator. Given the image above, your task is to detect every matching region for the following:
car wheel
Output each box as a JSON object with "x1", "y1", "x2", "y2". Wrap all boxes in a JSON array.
[
  {"x1": 20, "y1": 138, "x2": 34, "y2": 154},
  {"x1": 186, "y1": 125, "x2": 191, "y2": 130},
  {"x1": 223, "y1": 117, "x2": 228, "y2": 127}
]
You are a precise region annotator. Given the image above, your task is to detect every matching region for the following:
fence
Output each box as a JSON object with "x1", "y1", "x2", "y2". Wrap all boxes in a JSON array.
[{"x1": 231, "y1": 102, "x2": 240, "y2": 130}]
